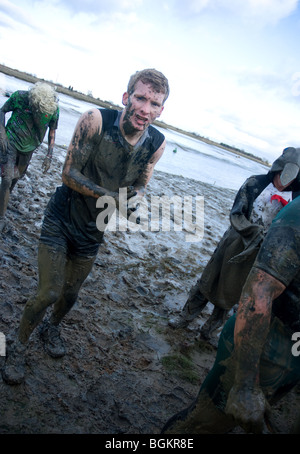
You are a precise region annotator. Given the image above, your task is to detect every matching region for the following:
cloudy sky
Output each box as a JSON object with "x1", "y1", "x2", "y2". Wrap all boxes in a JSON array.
[{"x1": 0, "y1": 0, "x2": 299, "y2": 162}]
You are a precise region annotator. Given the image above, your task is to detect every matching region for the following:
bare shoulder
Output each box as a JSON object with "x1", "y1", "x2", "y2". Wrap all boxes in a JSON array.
[
  {"x1": 150, "y1": 138, "x2": 166, "y2": 163},
  {"x1": 76, "y1": 108, "x2": 102, "y2": 137}
]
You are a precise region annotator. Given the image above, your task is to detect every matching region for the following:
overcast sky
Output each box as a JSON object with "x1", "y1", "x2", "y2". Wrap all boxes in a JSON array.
[{"x1": 0, "y1": 0, "x2": 299, "y2": 162}]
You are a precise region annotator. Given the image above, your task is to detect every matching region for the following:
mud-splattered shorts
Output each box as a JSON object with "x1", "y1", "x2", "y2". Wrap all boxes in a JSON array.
[{"x1": 40, "y1": 188, "x2": 103, "y2": 258}]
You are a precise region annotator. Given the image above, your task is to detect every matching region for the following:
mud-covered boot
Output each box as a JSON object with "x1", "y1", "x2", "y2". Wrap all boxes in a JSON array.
[
  {"x1": 2, "y1": 339, "x2": 26, "y2": 385},
  {"x1": 168, "y1": 308, "x2": 199, "y2": 329},
  {"x1": 40, "y1": 320, "x2": 66, "y2": 358},
  {"x1": 0, "y1": 216, "x2": 6, "y2": 233},
  {"x1": 168, "y1": 286, "x2": 208, "y2": 329},
  {"x1": 161, "y1": 390, "x2": 235, "y2": 434},
  {"x1": 200, "y1": 306, "x2": 229, "y2": 340}
]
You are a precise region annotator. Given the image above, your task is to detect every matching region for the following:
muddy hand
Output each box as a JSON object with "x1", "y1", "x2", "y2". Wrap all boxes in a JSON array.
[
  {"x1": 127, "y1": 206, "x2": 141, "y2": 224},
  {"x1": 0, "y1": 129, "x2": 8, "y2": 165},
  {"x1": 114, "y1": 187, "x2": 137, "y2": 213},
  {"x1": 127, "y1": 186, "x2": 137, "y2": 199},
  {"x1": 225, "y1": 385, "x2": 269, "y2": 433},
  {"x1": 42, "y1": 156, "x2": 51, "y2": 174}
]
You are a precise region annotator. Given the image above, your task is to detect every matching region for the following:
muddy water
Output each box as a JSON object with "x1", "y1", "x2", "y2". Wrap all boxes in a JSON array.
[{"x1": 0, "y1": 146, "x2": 298, "y2": 434}]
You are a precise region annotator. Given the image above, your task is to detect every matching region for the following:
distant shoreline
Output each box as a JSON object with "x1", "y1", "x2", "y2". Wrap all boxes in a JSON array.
[{"x1": 0, "y1": 63, "x2": 269, "y2": 167}]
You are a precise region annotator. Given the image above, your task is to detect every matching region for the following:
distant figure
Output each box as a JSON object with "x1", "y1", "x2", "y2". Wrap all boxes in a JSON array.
[
  {"x1": 168, "y1": 147, "x2": 300, "y2": 341},
  {"x1": 0, "y1": 82, "x2": 59, "y2": 232},
  {"x1": 173, "y1": 147, "x2": 177, "y2": 153},
  {"x1": 2, "y1": 68, "x2": 170, "y2": 385}
]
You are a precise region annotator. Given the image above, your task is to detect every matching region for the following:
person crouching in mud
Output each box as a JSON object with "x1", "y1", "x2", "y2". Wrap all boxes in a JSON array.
[
  {"x1": 2, "y1": 68, "x2": 170, "y2": 385},
  {"x1": 168, "y1": 147, "x2": 300, "y2": 342},
  {"x1": 0, "y1": 82, "x2": 59, "y2": 232},
  {"x1": 162, "y1": 193, "x2": 300, "y2": 434}
]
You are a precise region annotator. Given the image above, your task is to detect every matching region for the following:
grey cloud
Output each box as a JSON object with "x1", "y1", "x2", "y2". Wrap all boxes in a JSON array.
[
  {"x1": 236, "y1": 71, "x2": 284, "y2": 90},
  {"x1": 0, "y1": 19, "x2": 14, "y2": 30},
  {"x1": 62, "y1": 39, "x2": 91, "y2": 54},
  {"x1": 57, "y1": 0, "x2": 141, "y2": 15},
  {"x1": 0, "y1": 1, "x2": 44, "y2": 33}
]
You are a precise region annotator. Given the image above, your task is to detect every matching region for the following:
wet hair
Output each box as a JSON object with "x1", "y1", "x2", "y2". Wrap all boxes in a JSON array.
[
  {"x1": 29, "y1": 82, "x2": 58, "y2": 115},
  {"x1": 127, "y1": 68, "x2": 170, "y2": 103}
]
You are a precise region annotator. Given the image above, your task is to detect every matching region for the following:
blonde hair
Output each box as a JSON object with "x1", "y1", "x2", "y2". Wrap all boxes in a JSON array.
[{"x1": 29, "y1": 82, "x2": 58, "y2": 115}]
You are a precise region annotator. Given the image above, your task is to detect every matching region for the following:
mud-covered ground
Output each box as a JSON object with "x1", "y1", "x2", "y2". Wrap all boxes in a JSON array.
[{"x1": 0, "y1": 145, "x2": 299, "y2": 435}]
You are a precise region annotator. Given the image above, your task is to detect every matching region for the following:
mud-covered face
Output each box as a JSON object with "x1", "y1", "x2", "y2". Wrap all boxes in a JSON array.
[{"x1": 121, "y1": 80, "x2": 164, "y2": 135}]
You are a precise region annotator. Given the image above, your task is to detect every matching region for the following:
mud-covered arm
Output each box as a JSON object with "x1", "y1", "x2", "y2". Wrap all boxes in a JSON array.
[
  {"x1": 131, "y1": 138, "x2": 166, "y2": 198},
  {"x1": 225, "y1": 268, "x2": 286, "y2": 433},
  {"x1": 62, "y1": 109, "x2": 117, "y2": 199},
  {"x1": 0, "y1": 101, "x2": 11, "y2": 152},
  {"x1": 229, "y1": 174, "x2": 272, "y2": 251},
  {"x1": 230, "y1": 175, "x2": 271, "y2": 234},
  {"x1": 125, "y1": 139, "x2": 166, "y2": 223},
  {"x1": 42, "y1": 128, "x2": 56, "y2": 173},
  {"x1": 47, "y1": 128, "x2": 56, "y2": 158}
]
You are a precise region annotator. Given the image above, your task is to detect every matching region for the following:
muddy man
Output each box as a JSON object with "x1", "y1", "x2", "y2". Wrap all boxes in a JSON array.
[
  {"x1": 163, "y1": 194, "x2": 300, "y2": 434},
  {"x1": 169, "y1": 147, "x2": 300, "y2": 341},
  {"x1": 2, "y1": 69, "x2": 170, "y2": 385}
]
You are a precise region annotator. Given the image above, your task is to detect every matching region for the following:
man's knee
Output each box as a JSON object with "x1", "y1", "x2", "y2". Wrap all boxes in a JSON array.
[
  {"x1": 0, "y1": 171, "x2": 13, "y2": 190},
  {"x1": 26, "y1": 289, "x2": 61, "y2": 311}
]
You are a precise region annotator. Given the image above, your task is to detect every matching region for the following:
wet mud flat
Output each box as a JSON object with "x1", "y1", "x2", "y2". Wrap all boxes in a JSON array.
[{"x1": 0, "y1": 147, "x2": 299, "y2": 434}]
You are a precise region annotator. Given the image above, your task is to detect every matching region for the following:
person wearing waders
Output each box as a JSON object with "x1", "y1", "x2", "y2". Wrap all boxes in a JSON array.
[
  {"x1": 2, "y1": 68, "x2": 170, "y2": 385},
  {"x1": 168, "y1": 147, "x2": 300, "y2": 341},
  {"x1": 162, "y1": 194, "x2": 300, "y2": 434},
  {"x1": 0, "y1": 82, "x2": 59, "y2": 232}
]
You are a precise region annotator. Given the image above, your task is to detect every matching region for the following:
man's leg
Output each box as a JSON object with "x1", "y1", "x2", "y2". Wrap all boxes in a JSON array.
[
  {"x1": 163, "y1": 315, "x2": 237, "y2": 433},
  {"x1": 51, "y1": 254, "x2": 96, "y2": 324},
  {"x1": 0, "y1": 145, "x2": 16, "y2": 231},
  {"x1": 40, "y1": 253, "x2": 96, "y2": 358},
  {"x1": 9, "y1": 151, "x2": 33, "y2": 193},
  {"x1": 200, "y1": 306, "x2": 230, "y2": 340},
  {"x1": 18, "y1": 244, "x2": 67, "y2": 343},
  {"x1": 168, "y1": 279, "x2": 208, "y2": 329},
  {"x1": 2, "y1": 243, "x2": 67, "y2": 384},
  {"x1": 163, "y1": 315, "x2": 300, "y2": 434}
]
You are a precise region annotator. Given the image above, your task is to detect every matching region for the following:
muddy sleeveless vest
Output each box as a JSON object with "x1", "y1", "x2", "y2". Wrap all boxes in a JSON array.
[{"x1": 52, "y1": 108, "x2": 165, "y2": 245}]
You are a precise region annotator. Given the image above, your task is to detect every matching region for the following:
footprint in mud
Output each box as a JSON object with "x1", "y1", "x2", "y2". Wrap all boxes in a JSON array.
[{"x1": 0, "y1": 302, "x2": 14, "y2": 324}]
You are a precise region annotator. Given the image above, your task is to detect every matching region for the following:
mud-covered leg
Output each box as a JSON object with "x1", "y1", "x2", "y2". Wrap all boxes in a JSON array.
[
  {"x1": 0, "y1": 146, "x2": 16, "y2": 231},
  {"x1": 200, "y1": 306, "x2": 229, "y2": 340},
  {"x1": 168, "y1": 279, "x2": 208, "y2": 329},
  {"x1": 162, "y1": 315, "x2": 237, "y2": 433},
  {"x1": 39, "y1": 254, "x2": 95, "y2": 358},
  {"x1": 2, "y1": 243, "x2": 67, "y2": 383}
]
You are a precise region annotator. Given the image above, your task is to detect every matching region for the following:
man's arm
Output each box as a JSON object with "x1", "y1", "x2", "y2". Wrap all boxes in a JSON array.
[
  {"x1": 125, "y1": 139, "x2": 166, "y2": 223},
  {"x1": 62, "y1": 108, "x2": 113, "y2": 198},
  {"x1": 0, "y1": 102, "x2": 10, "y2": 153},
  {"x1": 42, "y1": 128, "x2": 56, "y2": 173},
  {"x1": 62, "y1": 108, "x2": 136, "y2": 205},
  {"x1": 133, "y1": 139, "x2": 166, "y2": 197},
  {"x1": 225, "y1": 267, "x2": 286, "y2": 432}
]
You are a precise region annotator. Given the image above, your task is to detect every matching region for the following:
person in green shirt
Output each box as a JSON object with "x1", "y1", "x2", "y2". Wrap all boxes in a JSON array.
[{"x1": 0, "y1": 82, "x2": 59, "y2": 231}]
